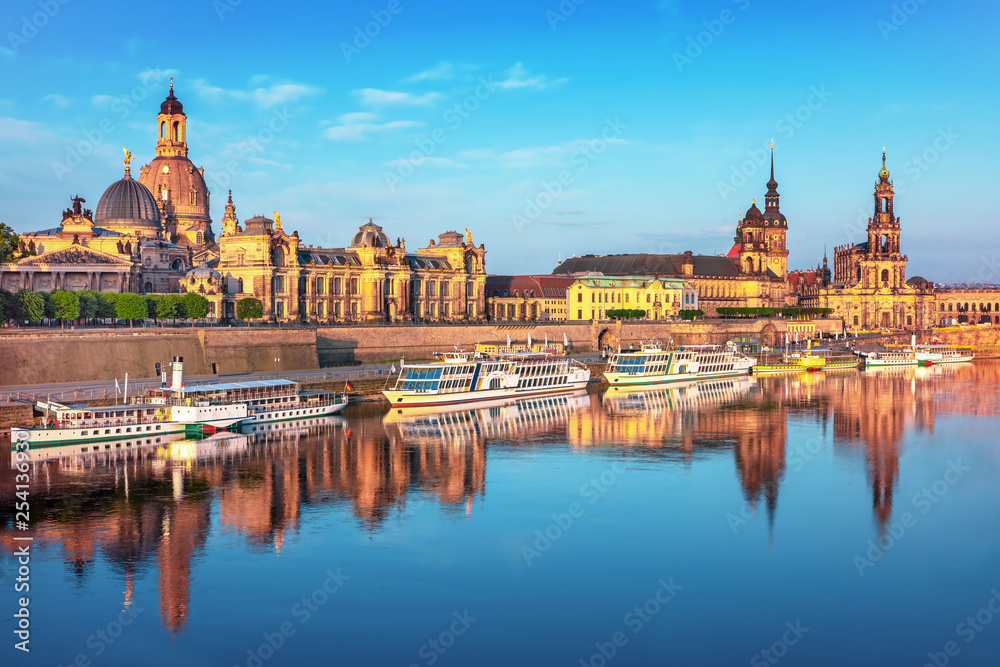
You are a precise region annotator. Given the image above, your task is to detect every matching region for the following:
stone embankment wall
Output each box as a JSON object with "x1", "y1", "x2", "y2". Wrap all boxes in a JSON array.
[
  {"x1": 14, "y1": 319, "x2": 999, "y2": 387},
  {"x1": 0, "y1": 329, "x2": 318, "y2": 385}
]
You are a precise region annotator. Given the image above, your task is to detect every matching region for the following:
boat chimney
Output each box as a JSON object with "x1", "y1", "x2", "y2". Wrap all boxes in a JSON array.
[{"x1": 171, "y1": 356, "x2": 184, "y2": 391}]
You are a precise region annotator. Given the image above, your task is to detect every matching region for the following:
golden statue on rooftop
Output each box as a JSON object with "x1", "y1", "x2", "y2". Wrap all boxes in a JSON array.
[
  {"x1": 465, "y1": 228, "x2": 473, "y2": 245},
  {"x1": 274, "y1": 211, "x2": 282, "y2": 231}
]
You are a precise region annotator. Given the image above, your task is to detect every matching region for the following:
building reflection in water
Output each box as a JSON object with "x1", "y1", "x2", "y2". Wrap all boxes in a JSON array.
[{"x1": 1, "y1": 361, "x2": 998, "y2": 634}]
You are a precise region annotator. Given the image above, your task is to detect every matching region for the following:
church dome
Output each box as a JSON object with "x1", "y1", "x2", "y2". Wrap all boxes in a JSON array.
[
  {"x1": 185, "y1": 264, "x2": 221, "y2": 281},
  {"x1": 94, "y1": 169, "x2": 162, "y2": 232},
  {"x1": 160, "y1": 86, "x2": 184, "y2": 115},
  {"x1": 744, "y1": 199, "x2": 763, "y2": 221},
  {"x1": 350, "y1": 220, "x2": 389, "y2": 248}
]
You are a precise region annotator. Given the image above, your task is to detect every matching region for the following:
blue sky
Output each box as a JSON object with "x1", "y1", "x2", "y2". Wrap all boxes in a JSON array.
[{"x1": 1, "y1": 0, "x2": 997, "y2": 281}]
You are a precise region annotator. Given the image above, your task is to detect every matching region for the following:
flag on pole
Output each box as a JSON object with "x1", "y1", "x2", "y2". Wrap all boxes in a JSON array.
[
  {"x1": 345, "y1": 381, "x2": 354, "y2": 392},
  {"x1": 563, "y1": 333, "x2": 569, "y2": 347},
  {"x1": 506, "y1": 334, "x2": 511, "y2": 347},
  {"x1": 115, "y1": 378, "x2": 121, "y2": 394},
  {"x1": 527, "y1": 334, "x2": 532, "y2": 348},
  {"x1": 544, "y1": 334, "x2": 548, "y2": 347},
  {"x1": 390, "y1": 364, "x2": 397, "y2": 374}
]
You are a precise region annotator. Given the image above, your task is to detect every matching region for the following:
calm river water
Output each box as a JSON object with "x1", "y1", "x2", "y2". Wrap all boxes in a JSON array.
[{"x1": 3, "y1": 361, "x2": 1000, "y2": 666}]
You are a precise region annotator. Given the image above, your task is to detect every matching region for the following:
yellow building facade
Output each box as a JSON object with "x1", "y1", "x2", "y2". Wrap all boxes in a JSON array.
[{"x1": 215, "y1": 199, "x2": 488, "y2": 323}]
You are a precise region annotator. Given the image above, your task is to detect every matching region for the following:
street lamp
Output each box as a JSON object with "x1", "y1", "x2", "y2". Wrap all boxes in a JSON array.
[{"x1": 274, "y1": 356, "x2": 280, "y2": 377}]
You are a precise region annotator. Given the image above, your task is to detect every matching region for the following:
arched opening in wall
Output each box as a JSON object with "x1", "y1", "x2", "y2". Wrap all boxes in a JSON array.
[
  {"x1": 853, "y1": 316, "x2": 859, "y2": 326},
  {"x1": 881, "y1": 269, "x2": 889, "y2": 285},
  {"x1": 881, "y1": 235, "x2": 888, "y2": 252},
  {"x1": 171, "y1": 258, "x2": 184, "y2": 271},
  {"x1": 172, "y1": 121, "x2": 180, "y2": 142},
  {"x1": 745, "y1": 257, "x2": 754, "y2": 273},
  {"x1": 948, "y1": 303, "x2": 953, "y2": 312},
  {"x1": 195, "y1": 232, "x2": 203, "y2": 245},
  {"x1": 940, "y1": 303, "x2": 945, "y2": 311},
  {"x1": 160, "y1": 121, "x2": 166, "y2": 139},
  {"x1": 144, "y1": 282, "x2": 152, "y2": 293},
  {"x1": 996, "y1": 315, "x2": 999, "y2": 324},
  {"x1": 906, "y1": 315, "x2": 912, "y2": 326},
  {"x1": 350, "y1": 277, "x2": 358, "y2": 294},
  {"x1": 272, "y1": 246, "x2": 285, "y2": 267},
  {"x1": 237, "y1": 278, "x2": 243, "y2": 293}
]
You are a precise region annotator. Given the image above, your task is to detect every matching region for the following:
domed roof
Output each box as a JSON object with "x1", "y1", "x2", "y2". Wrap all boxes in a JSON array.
[
  {"x1": 766, "y1": 212, "x2": 787, "y2": 225},
  {"x1": 160, "y1": 83, "x2": 184, "y2": 115},
  {"x1": 350, "y1": 220, "x2": 389, "y2": 248},
  {"x1": 744, "y1": 199, "x2": 763, "y2": 221},
  {"x1": 94, "y1": 169, "x2": 162, "y2": 231},
  {"x1": 185, "y1": 264, "x2": 220, "y2": 281},
  {"x1": 878, "y1": 149, "x2": 890, "y2": 182}
]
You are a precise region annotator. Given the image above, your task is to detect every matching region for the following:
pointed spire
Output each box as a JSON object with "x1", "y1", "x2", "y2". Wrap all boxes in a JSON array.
[{"x1": 878, "y1": 147, "x2": 890, "y2": 182}]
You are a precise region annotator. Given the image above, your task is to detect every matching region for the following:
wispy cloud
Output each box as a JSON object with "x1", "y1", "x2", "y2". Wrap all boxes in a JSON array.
[
  {"x1": 500, "y1": 137, "x2": 628, "y2": 168},
  {"x1": 188, "y1": 76, "x2": 321, "y2": 108},
  {"x1": 384, "y1": 157, "x2": 465, "y2": 168},
  {"x1": 90, "y1": 94, "x2": 116, "y2": 107},
  {"x1": 403, "y1": 62, "x2": 455, "y2": 83},
  {"x1": 322, "y1": 113, "x2": 422, "y2": 141},
  {"x1": 354, "y1": 88, "x2": 441, "y2": 107},
  {"x1": 497, "y1": 63, "x2": 568, "y2": 91},
  {"x1": 42, "y1": 94, "x2": 69, "y2": 108}
]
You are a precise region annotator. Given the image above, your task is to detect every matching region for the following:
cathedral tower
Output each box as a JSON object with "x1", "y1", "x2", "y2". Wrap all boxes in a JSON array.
[
  {"x1": 736, "y1": 145, "x2": 788, "y2": 279},
  {"x1": 866, "y1": 149, "x2": 906, "y2": 288},
  {"x1": 139, "y1": 78, "x2": 214, "y2": 250}
]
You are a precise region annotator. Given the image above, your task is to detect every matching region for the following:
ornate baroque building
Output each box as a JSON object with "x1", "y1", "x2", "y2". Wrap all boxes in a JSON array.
[{"x1": 212, "y1": 202, "x2": 488, "y2": 323}]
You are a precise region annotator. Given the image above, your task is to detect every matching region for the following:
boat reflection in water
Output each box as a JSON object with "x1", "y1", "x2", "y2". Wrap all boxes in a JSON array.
[
  {"x1": 383, "y1": 390, "x2": 592, "y2": 446},
  {"x1": 601, "y1": 376, "x2": 753, "y2": 416}
]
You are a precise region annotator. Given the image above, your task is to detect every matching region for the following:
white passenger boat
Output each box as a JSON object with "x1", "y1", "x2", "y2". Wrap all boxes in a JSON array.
[
  {"x1": 10, "y1": 357, "x2": 348, "y2": 449},
  {"x1": 914, "y1": 345, "x2": 974, "y2": 365},
  {"x1": 603, "y1": 342, "x2": 754, "y2": 387},
  {"x1": 382, "y1": 351, "x2": 591, "y2": 408},
  {"x1": 859, "y1": 349, "x2": 917, "y2": 367}
]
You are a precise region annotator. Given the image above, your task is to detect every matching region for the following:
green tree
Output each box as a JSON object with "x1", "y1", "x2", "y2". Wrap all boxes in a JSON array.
[
  {"x1": 183, "y1": 292, "x2": 210, "y2": 326},
  {"x1": 114, "y1": 293, "x2": 147, "y2": 328},
  {"x1": 51, "y1": 290, "x2": 80, "y2": 329},
  {"x1": 157, "y1": 295, "x2": 180, "y2": 324},
  {"x1": 0, "y1": 289, "x2": 14, "y2": 323},
  {"x1": 236, "y1": 297, "x2": 263, "y2": 322},
  {"x1": 16, "y1": 290, "x2": 45, "y2": 323},
  {"x1": 0, "y1": 222, "x2": 21, "y2": 263},
  {"x1": 39, "y1": 292, "x2": 56, "y2": 320},
  {"x1": 96, "y1": 292, "x2": 117, "y2": 324},
  {"x1": 78, "y1": 291, "x2": 99, "y2": 324},
  {"x1": 145, "y1": 295, "x2": 159, "y2": 323}
]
